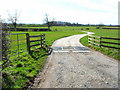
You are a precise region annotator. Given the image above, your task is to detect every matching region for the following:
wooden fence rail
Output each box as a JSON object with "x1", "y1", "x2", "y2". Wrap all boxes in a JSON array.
[
  {"x1": 27, "y1": 34, "x2": 46, "y2": 54},
  {"x1": 88, "y1": 35, "x2": 101, "y2": 47},
  {"x1": 88, "y1": 35, "x2": 120, "y2": 49},
  {"x1": 2, "y1": 33, "x2": 51, "y2": 70},
  {"x1": 7, "y1": 33, "x2": 47, "y2": 61}
]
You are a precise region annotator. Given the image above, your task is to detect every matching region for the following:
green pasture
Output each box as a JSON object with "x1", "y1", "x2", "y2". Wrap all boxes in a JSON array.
[
  {"x1": 10, "y1": 26, "x2": 119, "y2": 60},
  {"x1": 8, "y1": 27, "x2": 87, "y2": 64},
  {"x1": 12, "y1": 27, "x2": 86, "y2": 46},
  {"x1": 80, "y1": 27, "x2": 119, "y2": 60},
  {"x1": 9, "y1": 26, "x2": 87, "y2": 59}
]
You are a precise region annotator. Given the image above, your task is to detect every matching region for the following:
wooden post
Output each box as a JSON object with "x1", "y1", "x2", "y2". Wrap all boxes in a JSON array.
[
  {"x1": 94, "y1": 36, "x2": 95, "y2": 46},
  {"x1": 88, "y1": 35, "x2": 90, "y2": 45},
  {"x1": 17, "y1": 34, "x2": 19, "y2": 58},
  {"x1": 100, "y1": 36, "x2": 102, "y2": 48},
  {"x1": 41, "y1": 35, "x2": 43, "y2": 48},
  {"x1": 88, "y1": 35, "x2": 91, "y2": 46},
  {"x1": 26, "y1": 33, "x2": 30, "y2": 54},
  {"x1": 43, "y1": 34, "x2": 45, "y2": 47}
]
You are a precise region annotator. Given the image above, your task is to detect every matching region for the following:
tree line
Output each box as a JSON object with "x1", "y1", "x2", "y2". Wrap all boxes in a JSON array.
[
  {"x1": 4, "y1": 10, "x2": 55, "y2": 31},
  {"x1": 3, "y1": 10, "x2": 116, "y2": 31}
]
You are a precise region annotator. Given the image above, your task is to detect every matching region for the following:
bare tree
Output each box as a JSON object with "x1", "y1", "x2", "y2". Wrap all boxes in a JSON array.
[
  {"x1": 7, "y1": 10, "x2": 20, "y2": 30},
  {"x1": 44, "y1": 14, "x2": 55, "y2": 31}
]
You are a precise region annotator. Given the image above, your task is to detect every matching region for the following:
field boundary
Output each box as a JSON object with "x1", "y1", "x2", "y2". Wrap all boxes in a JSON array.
[
  {"x1": 88, "y1": 35, "x2": 120, "y2": 49},
  {"x1": 27, "y1": 33, "x2": 46, "y2": 54}
]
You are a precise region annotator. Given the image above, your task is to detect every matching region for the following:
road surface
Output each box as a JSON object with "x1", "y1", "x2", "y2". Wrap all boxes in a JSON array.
[{"x1": 32, "y1": 32, "x2": 118, "y2": 88}]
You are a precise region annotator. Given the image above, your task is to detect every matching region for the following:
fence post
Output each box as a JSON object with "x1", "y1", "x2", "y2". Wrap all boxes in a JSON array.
[
  {"x1": 17, "y1": 34, "x2": 19, "y2": 58},
  {"x1": 94, "y1": 36, "x2": 95, "y2": 46},
  {"x1": 43, "y1": 34, "x2": 45, "y2": 47},
  {"x1": 26, "y1": 33, "x2": 30, "y2": 54},
  {"x1": 41, "y1": 34, "x2": 43, "y2": 48},
  {"x1": 100, "y1": 37, "x2": 102, "y2": 48},
  {"x1": 88, "y1": 35, "x2": 90, "y2": 45}
]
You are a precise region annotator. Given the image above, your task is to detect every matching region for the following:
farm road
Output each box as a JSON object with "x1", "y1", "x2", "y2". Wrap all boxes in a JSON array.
[{"x1": 32, "y1": 32, "x2": 118, "y2": 88}]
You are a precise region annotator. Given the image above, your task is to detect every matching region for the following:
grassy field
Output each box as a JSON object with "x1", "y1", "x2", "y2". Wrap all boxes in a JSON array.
[
  {"x1": 103, "y1": 27, "x2": 119, "y2": 29},
  {"x1": 80, "y1": 27, "x2": 119, "y2": 60},
  {"x1": 8, "y1": 26, "x2": 86, "y2": 60},
  {"x1": 12, "y1": 27, "x2": 86, "y2": 46}
]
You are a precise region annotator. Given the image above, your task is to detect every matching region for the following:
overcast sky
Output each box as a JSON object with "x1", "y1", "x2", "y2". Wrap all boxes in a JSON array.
[{"x1": 0, "y1": 0, "x2": 119, "y2": 25}]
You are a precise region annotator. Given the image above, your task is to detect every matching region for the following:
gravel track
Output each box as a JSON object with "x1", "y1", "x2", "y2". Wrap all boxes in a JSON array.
[{"x1": 32, "y1": 32, "x2": 118, "y2": 88}]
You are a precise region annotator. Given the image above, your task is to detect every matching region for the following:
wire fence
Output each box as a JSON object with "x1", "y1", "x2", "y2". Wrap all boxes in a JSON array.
[
  {"x1": 3, "y1": 33, "x2": 47, "y2": 66},
  {"x1": 8, "y1": 33, "x2": 28, "y2": 61}
]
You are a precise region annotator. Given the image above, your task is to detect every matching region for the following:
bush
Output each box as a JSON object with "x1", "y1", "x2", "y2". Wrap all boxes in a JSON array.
[
  {"x1": 1, "y1": 22, "x2": 11, "y2": 88},
  {"x1": 2, "y1": 23, "x2": 11, "y2": 67}
]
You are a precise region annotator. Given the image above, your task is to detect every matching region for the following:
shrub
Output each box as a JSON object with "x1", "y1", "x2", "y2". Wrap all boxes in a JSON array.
[
  {"x1": 1, "y1": 21, "x2": 11, "y2": 88},
  {"x1": 2, "y1": 23, "x2": 11, "y2": 68}
]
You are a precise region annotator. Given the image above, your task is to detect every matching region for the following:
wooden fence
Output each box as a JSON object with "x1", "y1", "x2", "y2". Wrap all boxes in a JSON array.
[
  {"x1": 2, "y1": 33, "x2": 51, "y2": 69},
  {"x1": 88, "y1": 35, "x2": 120, "y2": 49},
  {"x1": 7, "y1": 33, "x2": 47, "y2": 61},
  {"x1": 26, "y1": 33, "x2": 46, "y2": 54}
]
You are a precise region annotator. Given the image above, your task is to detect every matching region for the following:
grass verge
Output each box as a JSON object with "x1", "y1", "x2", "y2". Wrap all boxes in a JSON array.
[
  {"x1": 80, "y1": 35, "x2": 119, "y2": 60},
  {"x1": 2, "y1": 48, "x2": 48, "y2": 88}
]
